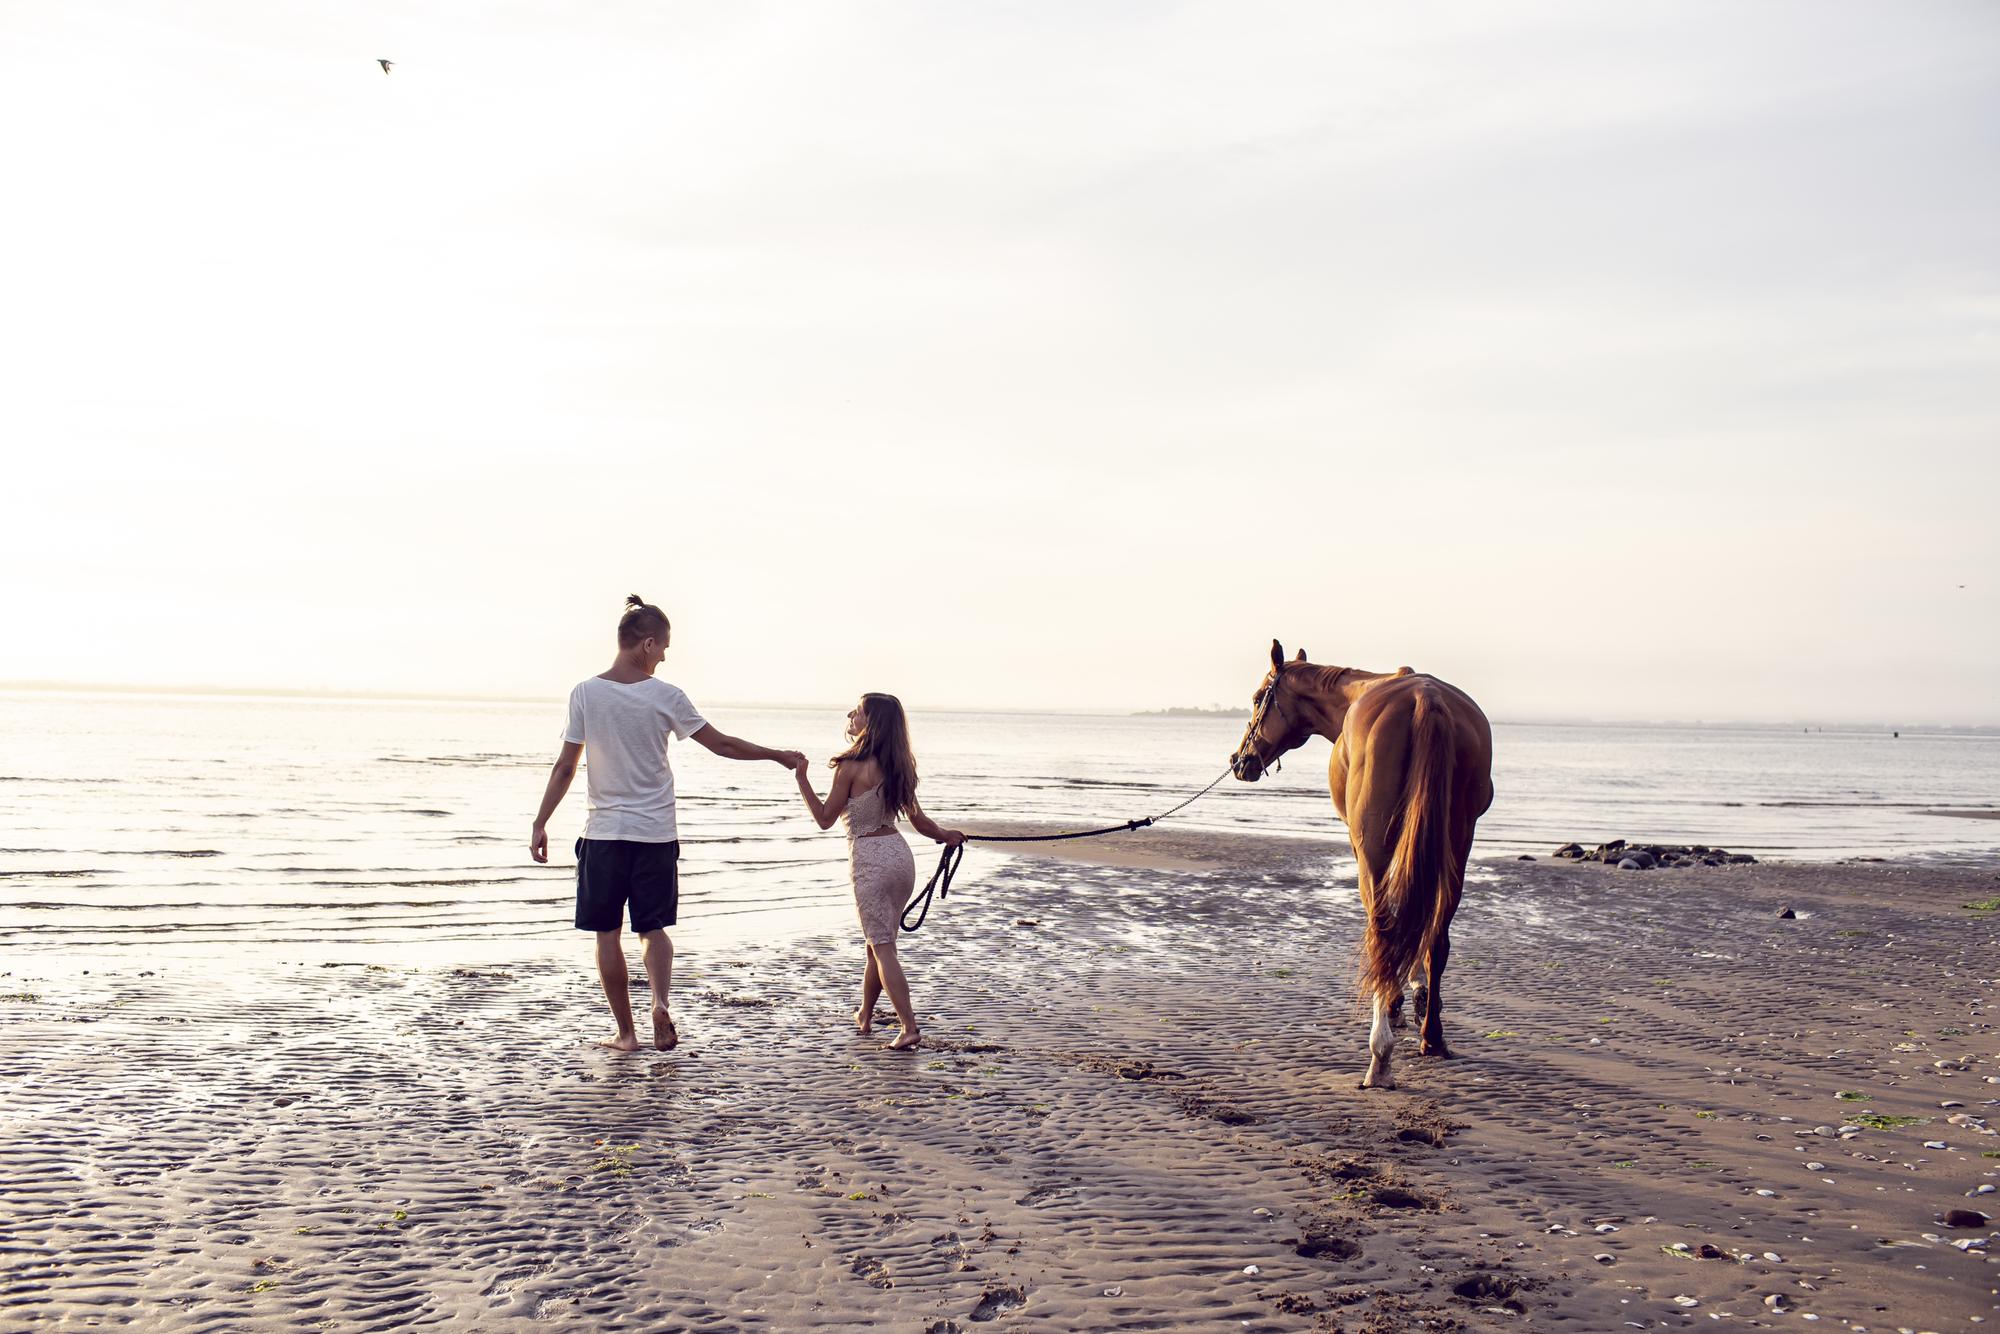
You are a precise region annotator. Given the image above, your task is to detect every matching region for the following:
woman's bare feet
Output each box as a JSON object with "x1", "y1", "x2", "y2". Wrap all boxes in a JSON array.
[
  {"x1": 854, "y1": 1006, "x2": 874, "y2": 1035},
  {"x1": 887, "y1": 1028, "x2": 921, "y2": 1051},
  {"x1": 597, "y1": 1031, "x2": 641, "y2": 1052},
  {"x1": 652, "y1": 1005, "x2": 678, "y2": 1051}
]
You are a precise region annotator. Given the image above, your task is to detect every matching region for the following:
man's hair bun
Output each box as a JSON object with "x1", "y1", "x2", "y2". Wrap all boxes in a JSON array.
[{"x1": 617, "y1": 594, "x2": 670, "y2": 649}]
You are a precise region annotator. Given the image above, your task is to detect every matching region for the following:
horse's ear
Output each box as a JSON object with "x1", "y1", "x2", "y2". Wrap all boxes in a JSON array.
[
  {"x1": 1294, "y1": 648, "x2": 1307, "y2": 662},
  {"x1": 1270, "y1": 639, "x2": 1285, "y2": 670}
]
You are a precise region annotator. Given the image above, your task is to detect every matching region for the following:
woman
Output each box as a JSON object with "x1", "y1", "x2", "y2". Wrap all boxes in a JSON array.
[{"x1": 793, "y1": 693, "x2": 963, "y2": 1050}]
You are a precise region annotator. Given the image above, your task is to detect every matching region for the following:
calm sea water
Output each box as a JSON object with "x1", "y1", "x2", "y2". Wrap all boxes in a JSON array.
[{"x1": 2, "y1": 691, "x2": 1996, "y2": 959}]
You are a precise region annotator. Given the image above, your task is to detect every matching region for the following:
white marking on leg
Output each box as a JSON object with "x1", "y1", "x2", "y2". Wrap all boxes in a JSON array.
[{"x1": 1364, "y1": 994, "x2": 1396, "y2": 1088}]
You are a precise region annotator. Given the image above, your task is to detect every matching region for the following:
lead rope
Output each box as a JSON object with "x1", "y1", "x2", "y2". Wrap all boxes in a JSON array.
[{"x1": 899, "y1": 768, "x2": 1235, "y2": 932}]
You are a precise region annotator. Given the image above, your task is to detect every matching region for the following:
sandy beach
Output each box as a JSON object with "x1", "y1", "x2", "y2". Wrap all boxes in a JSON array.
[{"x1": 5, "y1": 833, "x2": 1998, "y2": 1332}]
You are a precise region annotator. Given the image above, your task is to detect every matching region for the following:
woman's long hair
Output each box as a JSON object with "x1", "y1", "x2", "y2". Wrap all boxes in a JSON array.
[{"x1": 830, "y1": 693, "x2": 918, "y2": 817}]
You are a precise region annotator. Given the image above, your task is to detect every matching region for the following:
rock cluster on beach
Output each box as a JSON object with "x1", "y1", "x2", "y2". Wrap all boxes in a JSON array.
[{"x1": 1553, "y1": 839, "x2": 1757, "y2": 870}]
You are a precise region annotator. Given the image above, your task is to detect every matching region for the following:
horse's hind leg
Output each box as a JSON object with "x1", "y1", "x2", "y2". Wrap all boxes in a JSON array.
[
  {"x1": 1420, "y1": 827, "x2": 1473, "y2": 1059},
  {"x1": 1362, "y1": 994, "x2": 1396, "y2": 1089},
  {"x1": 1419, "y1": 930, "x2": 1452, "y2": 1058}
]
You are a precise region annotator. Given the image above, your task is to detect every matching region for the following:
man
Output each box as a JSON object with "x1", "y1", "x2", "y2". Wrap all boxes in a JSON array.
[{"x1": 531, "y1": 594, "x2": 802, "y2": 1052}]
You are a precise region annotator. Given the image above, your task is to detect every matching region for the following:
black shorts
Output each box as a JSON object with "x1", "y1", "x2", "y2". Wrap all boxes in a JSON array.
[{"x1": 574, "y1": 838, "x2": 680, "y2": 933}]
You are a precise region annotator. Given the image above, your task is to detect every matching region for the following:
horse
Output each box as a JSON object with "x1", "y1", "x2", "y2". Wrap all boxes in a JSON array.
[{"x1": 1230, "y1": 640, "x2": 1494, "y2": 1089}]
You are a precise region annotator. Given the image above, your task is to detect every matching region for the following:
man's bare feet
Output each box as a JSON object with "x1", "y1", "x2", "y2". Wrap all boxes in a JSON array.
[
  {"x1": 887, "y1": 1028, "x2": 921, "y2": 1051},
  {"x1": 597, "y1": 1032, "x2": 641, "y2": 1052},
  {"x1": 652, "y1": 1006, "x2": 678, "y2": 1051},
  {"x1": 854, "y1": 1006, "x2": 874, "y2": 1034}
]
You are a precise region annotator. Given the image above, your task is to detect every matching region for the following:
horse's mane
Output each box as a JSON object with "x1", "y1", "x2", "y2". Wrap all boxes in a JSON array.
[{"x1": 1304, "y1": 664, "x2": 1352, "y2": 696}]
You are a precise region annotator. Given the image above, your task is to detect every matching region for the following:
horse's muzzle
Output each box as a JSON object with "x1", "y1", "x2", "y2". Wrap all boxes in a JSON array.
[{"x1": 1231, "y1": 753, "x2": 1264, "y2": 782}]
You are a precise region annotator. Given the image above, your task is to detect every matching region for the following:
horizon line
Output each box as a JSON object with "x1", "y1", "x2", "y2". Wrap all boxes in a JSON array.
[{"x1": 2, "y1": 680, "x2": 1996, "y2": 734}]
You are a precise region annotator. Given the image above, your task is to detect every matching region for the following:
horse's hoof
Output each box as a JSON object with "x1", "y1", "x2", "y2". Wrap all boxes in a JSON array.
[
  {"x1": 1419, "y1": 1043, "x2": 1453, "y2": 1060},
  {"x1": 1361, "y1": 1059, "x2": 1396, "y2": 1090}
]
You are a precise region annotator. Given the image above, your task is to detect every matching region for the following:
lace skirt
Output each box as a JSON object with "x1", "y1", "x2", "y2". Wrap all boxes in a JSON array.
[{"x1": 848, "y1": 832, "x2": 916, "y2": 945}]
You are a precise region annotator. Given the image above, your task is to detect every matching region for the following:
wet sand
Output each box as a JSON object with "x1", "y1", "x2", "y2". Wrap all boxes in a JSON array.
[{"x1": 3, "y1": 835, "x2": 1998, "y2": 1331}]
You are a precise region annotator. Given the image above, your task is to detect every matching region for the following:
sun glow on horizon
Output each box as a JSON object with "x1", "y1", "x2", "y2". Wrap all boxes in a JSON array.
[{"x1": 2, "y1": 1, "x2": 1995, "y2": 724}]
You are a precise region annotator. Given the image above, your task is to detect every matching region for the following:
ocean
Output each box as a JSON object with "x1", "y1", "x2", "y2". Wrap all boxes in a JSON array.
[{"x1": 3, "y1": 690, "x2": 1996, "y2": 960}]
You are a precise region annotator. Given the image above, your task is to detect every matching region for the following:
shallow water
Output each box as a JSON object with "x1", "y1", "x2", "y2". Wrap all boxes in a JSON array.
[{"x1": 2, "y1": 691, "x2": 1996, "y2": 957}]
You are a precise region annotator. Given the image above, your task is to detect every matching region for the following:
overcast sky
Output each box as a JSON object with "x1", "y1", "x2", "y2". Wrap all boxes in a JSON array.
[{"x1": 3, "y1": 1, "x2": 1995, "y2": 722}]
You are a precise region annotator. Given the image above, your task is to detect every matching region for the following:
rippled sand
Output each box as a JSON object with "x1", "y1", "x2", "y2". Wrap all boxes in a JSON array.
[{"x1": 3, "y1": 836, "x2": 1998, "y2": 1330}]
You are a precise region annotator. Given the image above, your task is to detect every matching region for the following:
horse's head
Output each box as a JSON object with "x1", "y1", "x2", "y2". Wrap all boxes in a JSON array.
[{"x1": 1231, "y1": 638, "x2": 1322, "y2": 782}]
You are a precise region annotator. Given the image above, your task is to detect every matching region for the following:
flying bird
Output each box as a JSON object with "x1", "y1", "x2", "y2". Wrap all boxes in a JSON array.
[{"x1": 378, "y1": 59, "x2": 393, "y2": 74}]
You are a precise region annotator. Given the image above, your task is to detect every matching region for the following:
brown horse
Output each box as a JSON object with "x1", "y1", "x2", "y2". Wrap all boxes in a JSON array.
[{"x1": 1231, "y1": 640, "x2": 1494, "y2": 1089}]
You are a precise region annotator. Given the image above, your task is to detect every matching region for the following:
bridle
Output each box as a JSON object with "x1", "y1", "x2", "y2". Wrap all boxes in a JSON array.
[
  {"x1": 1238, "y1": 664, "x2": 1346, "y2": 777},
  {"x1": 1242, "y1": 667, "x2": 1298, "y2": 775}
]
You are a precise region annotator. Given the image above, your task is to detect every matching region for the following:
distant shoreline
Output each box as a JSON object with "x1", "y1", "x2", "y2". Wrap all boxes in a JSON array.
[
  {"x1": 1, "y1": 682, "x2": 1996, "y2": 734},
  {"x1": 1129, "y1": 706, "x2": 1251, "y2": 719}
]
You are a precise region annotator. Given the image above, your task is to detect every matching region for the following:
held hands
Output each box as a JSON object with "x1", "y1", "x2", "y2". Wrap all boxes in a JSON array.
[
  {"x1": 776, "y1": 749, "x2": 807, "y2": 773},
  {"x1": 530, "y1": 823, "x2": 549, "y2": 864}
]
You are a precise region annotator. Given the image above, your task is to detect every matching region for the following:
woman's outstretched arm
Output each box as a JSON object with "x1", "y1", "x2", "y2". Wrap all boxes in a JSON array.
[
  {"x1": 906, "y1": 797, "x2": 964, "y2": 846},
  {"x1": 796, "y1": 759, "x2": 856, "y2": 830}
]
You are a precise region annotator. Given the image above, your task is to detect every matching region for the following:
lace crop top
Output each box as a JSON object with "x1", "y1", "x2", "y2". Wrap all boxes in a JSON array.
[{"x1": 843, "y1": 785, "x2": 899, "y2": 840}]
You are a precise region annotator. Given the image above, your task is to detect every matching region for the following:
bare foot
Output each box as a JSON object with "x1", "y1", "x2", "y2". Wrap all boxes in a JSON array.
[
  {"x1": 597, "y1": 1032, "x2": 641, "y2": 1053},
  {"x1": 854, "y1": 1006, "x2": 874, "y2": 1034},
  {"x1": 887, "y1": 1028, "x2": 921, "y2": 1051},
  {"x1": 652, "y1": 1006, "x2": 678, "y2": 1052}
]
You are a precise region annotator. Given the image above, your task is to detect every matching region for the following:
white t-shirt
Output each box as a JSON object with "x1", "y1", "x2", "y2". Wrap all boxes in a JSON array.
[{"x1": 562, "y1": 676, "x2": 708, "y2": 842}]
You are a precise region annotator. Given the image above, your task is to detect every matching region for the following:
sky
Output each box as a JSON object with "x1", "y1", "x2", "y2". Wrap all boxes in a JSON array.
[{"x1": 2, "y1": 1, "x2": 1995, "y2": 722}]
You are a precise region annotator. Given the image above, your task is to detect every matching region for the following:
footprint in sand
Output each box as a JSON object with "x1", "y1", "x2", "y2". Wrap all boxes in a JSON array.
[
  {"x1": 1369, "y1": 1184, "x2": 1435, "y2": 1210},
  {"x1": 849, "y1": 1256, "x2": 893, "y2": 1289},
  {"x1": 1295, "y1": 1235, "x2": 1362, "y2": 1261},
  {"x1": 1452, "y1": 1273, "x2": 1527, "y2": 1315},
  {"x1": 968, "y1": 1284, "x2": 1027, "y2": 1322}
]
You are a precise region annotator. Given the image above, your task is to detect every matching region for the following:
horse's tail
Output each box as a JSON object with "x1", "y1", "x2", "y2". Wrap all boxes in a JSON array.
[{"x1": 1359, "y1": 692, "x2": 1456, "y2": 1008}]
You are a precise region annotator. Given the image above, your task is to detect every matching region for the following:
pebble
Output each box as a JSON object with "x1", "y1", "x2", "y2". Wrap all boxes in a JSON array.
[
  {"x1": 1922, "y1": 1140, "x2": 1947, "y2": 1150},
  {"x1": 1765, "y1": 1294, "x2": 1790, "y2": 1311},
  {"x1": 1806, "y1": 1162, "x2": 1827, "y2": 1171},
  {"x1": 1595, "y1": 1223, "x2": 1619, "y2": 1234},
  {"x1": 1952, "y1": 1238, "x2": 1989, "y2": 1252},
  {"x1": 1974, "y1": 1184, "x2": 1996, "y2": 1195},
  {"x1": 1754, "y1": 1189, "x2": 1777, "y2": 1197},
  {"x1": 1942, "y1": 1209, "x2": 1991, "y2": 1228},
  {"x1": 1251, "y1": 1208, "x2": 1274, "y2": 1219},
  {"x1": 1673, "y1": 1296, "x2": 1699, "y2": 1307},
  {"x1": 1102, "y1": 1286, "x2": 1122, "y2": 1297},
  {"x1": 1763, "y1": 1251, "x2": 1783, "y2": 1262},
  {"x1": 1242, "y1": 1265, "x2": 1260, "y2": 1275},
  {"x1": 1941, "y1": 1100, "x2": 1965, "y2": 1109},
  {"x1": 1594, "y1": 1253, "x2": 1615, "y2": 1264}
]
